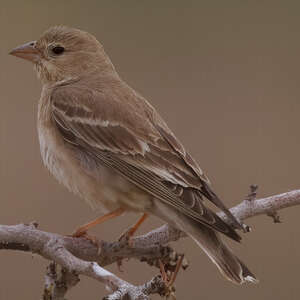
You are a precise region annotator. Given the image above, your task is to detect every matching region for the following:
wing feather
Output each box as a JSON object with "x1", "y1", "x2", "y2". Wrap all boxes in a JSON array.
[{"x1": 50, "y1": 82, "x2": 242, "y2": 241}]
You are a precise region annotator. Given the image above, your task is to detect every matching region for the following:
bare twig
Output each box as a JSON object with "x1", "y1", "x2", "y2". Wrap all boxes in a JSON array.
[
  {"x1": 0, "y1": 188, "x2": 300, "y2": 299},
  {"x1": 245, "y1": 184, "x2": 258, "y2": 202},
  {"x1": 43, "y1": 262, "x2": 80, "y2": 300},
  {"x1": 267, "y1": 211, "x2": 282, "y2": 223},
  {"x1": 218, "y1": 189, "x2": 300, "y2": 226}
]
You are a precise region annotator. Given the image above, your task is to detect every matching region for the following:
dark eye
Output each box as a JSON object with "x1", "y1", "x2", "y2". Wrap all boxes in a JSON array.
[{"x1": 52, "y1": 46, "x2": 65, "y2": 55}]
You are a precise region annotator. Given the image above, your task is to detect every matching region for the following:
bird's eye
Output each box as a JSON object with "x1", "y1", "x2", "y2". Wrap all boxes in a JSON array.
[{"x1": 52, "y1": 46, "x2": 65, "y2": 55}]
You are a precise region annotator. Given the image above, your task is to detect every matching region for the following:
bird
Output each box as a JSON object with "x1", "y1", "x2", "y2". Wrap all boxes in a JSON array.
[{"x1": 10, "y1": 26, "x2": 257, "y2": 284}]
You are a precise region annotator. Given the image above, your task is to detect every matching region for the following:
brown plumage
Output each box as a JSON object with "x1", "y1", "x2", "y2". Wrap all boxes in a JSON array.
[{"x1": 10, "y1": 26, "x2": 257, "y2": 284}]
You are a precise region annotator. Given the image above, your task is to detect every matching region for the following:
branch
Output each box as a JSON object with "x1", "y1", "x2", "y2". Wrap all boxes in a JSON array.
[
  {"x1": 43, "y1": 262, "x2": 79, "y2": 300},
  {"x1": 0, "y1": 222, "x2": 168, "y2": 299},
  {"x1": 1, "y1": 188, "x2": 300, "y2": 299},
  {"x1": 218, "y1": 188, "x2": 300, "y2": 227}
]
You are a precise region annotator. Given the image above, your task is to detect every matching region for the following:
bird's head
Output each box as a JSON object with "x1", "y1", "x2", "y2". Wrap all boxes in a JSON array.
[{"x1": 10, "y1": 26, "x2": 115, "y2": 84}]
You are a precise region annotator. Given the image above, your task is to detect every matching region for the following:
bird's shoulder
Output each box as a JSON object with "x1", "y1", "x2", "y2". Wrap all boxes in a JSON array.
[
  {"x1": 51, "y1": 78, "x2": 159, "y2": 143},
  {"x1": 50, "y1": 78, "x2": 209, "y2": 186},
  {"x1": 51, "y1": 80, "x2": 209, "y2": 180}
]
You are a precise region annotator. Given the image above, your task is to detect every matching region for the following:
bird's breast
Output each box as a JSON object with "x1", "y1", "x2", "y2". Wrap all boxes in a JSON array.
[
  {"x1": 37, "y1": 92, "x2": 103, "y2": 208},
  {"x1": 37, "y1": 93, "x2": 152, "y2": 212}
]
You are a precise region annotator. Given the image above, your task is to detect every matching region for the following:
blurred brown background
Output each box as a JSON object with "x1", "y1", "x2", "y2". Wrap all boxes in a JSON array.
[{"x1": 1, "y1": 1, "x2": 300, "y2": 299}]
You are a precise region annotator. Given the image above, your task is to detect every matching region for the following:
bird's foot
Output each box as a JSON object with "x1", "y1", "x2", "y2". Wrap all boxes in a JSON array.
[
  {"x1": 116, "y1": 213, "x2": 148, "y2": 272},
  {"x1": 115, "y1": 229, "x2": 135, "y2": 272},
  {"x1": 118, "y1": 213, "x2": 148, "y2": 248},
  {"x1": 68, "y1": 229, "x2": 101, "y2": 253},
  {"x1": 71, "y1": 227, "x2": 88, "y2": 238},
  {"x1": 118, "y1": 228, "x2": 135, "y2": 247}
]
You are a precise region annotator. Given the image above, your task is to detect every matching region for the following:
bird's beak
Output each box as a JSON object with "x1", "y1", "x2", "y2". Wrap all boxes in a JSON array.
[{"x1": 9, "y1": 41, "x2": 40, "y2": 63}]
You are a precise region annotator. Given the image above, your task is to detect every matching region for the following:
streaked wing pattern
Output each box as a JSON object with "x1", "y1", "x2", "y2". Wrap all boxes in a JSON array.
[{"x1": 51, "y1": 83, "x2": 241, "y2": 241}]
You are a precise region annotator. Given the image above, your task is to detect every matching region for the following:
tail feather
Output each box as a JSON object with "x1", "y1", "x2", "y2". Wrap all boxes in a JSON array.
[
  {"x1": 185, "y1": 220, "x2": 258, "y2": 284},
  {"x1": 150, "y1": 201, "x2": 258, "y2": 284}
]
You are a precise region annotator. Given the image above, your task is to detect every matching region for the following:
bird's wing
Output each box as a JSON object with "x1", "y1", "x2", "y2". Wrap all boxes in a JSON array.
[{"x1": 50, "y1": 82, "x2": 241, "y2": 241}]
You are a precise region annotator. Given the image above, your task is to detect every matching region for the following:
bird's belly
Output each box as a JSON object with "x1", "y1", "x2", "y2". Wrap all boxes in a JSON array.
[{"x1": 38, "y1": 125, "x2": 152, "y2": 212}]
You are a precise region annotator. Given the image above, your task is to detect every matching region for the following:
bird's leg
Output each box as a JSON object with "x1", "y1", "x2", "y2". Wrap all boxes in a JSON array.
[
  {"x1": 117, "y1": 213, "x2": 148, "y2": 271},
  {"x1": 125, "y1": 213, "x2": 148, "y2": 238},
  {"x1": 118, "y1": 213, "x2": 148, "y2": 245},
  {"x1": 72, "y1": 207, "x2": 125, "y2": 238}
]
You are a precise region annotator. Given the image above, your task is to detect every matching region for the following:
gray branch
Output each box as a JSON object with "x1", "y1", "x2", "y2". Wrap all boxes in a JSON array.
[
  {"x1": 218, "y1": 188, "x2": 300, "y2": 226},
  {"x1": 43, "y1": 262, "x2": 79, "y2": 300},
  {"x1": 1, "y1": 188, "x2": 300, "y2": 300}
]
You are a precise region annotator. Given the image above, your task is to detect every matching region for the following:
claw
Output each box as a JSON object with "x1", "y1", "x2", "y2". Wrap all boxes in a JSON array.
[
  {"x1": 118, "y1": 229, "x2": 135, "y2": 247},
  {"x1": 69, "y1": 231, "x2": 101, "y2": 254},
  {"x1": 71, "y1": 228, "x2": 87, "y2": 238}
]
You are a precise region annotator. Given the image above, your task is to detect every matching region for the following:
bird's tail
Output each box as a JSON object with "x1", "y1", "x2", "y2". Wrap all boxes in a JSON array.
[
  {"x1": 179, "y1": 216, "x2": 258, "y2": 284},
  {"x1": 151, "y1": 202, "x2": 258, "y2": 284}
]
